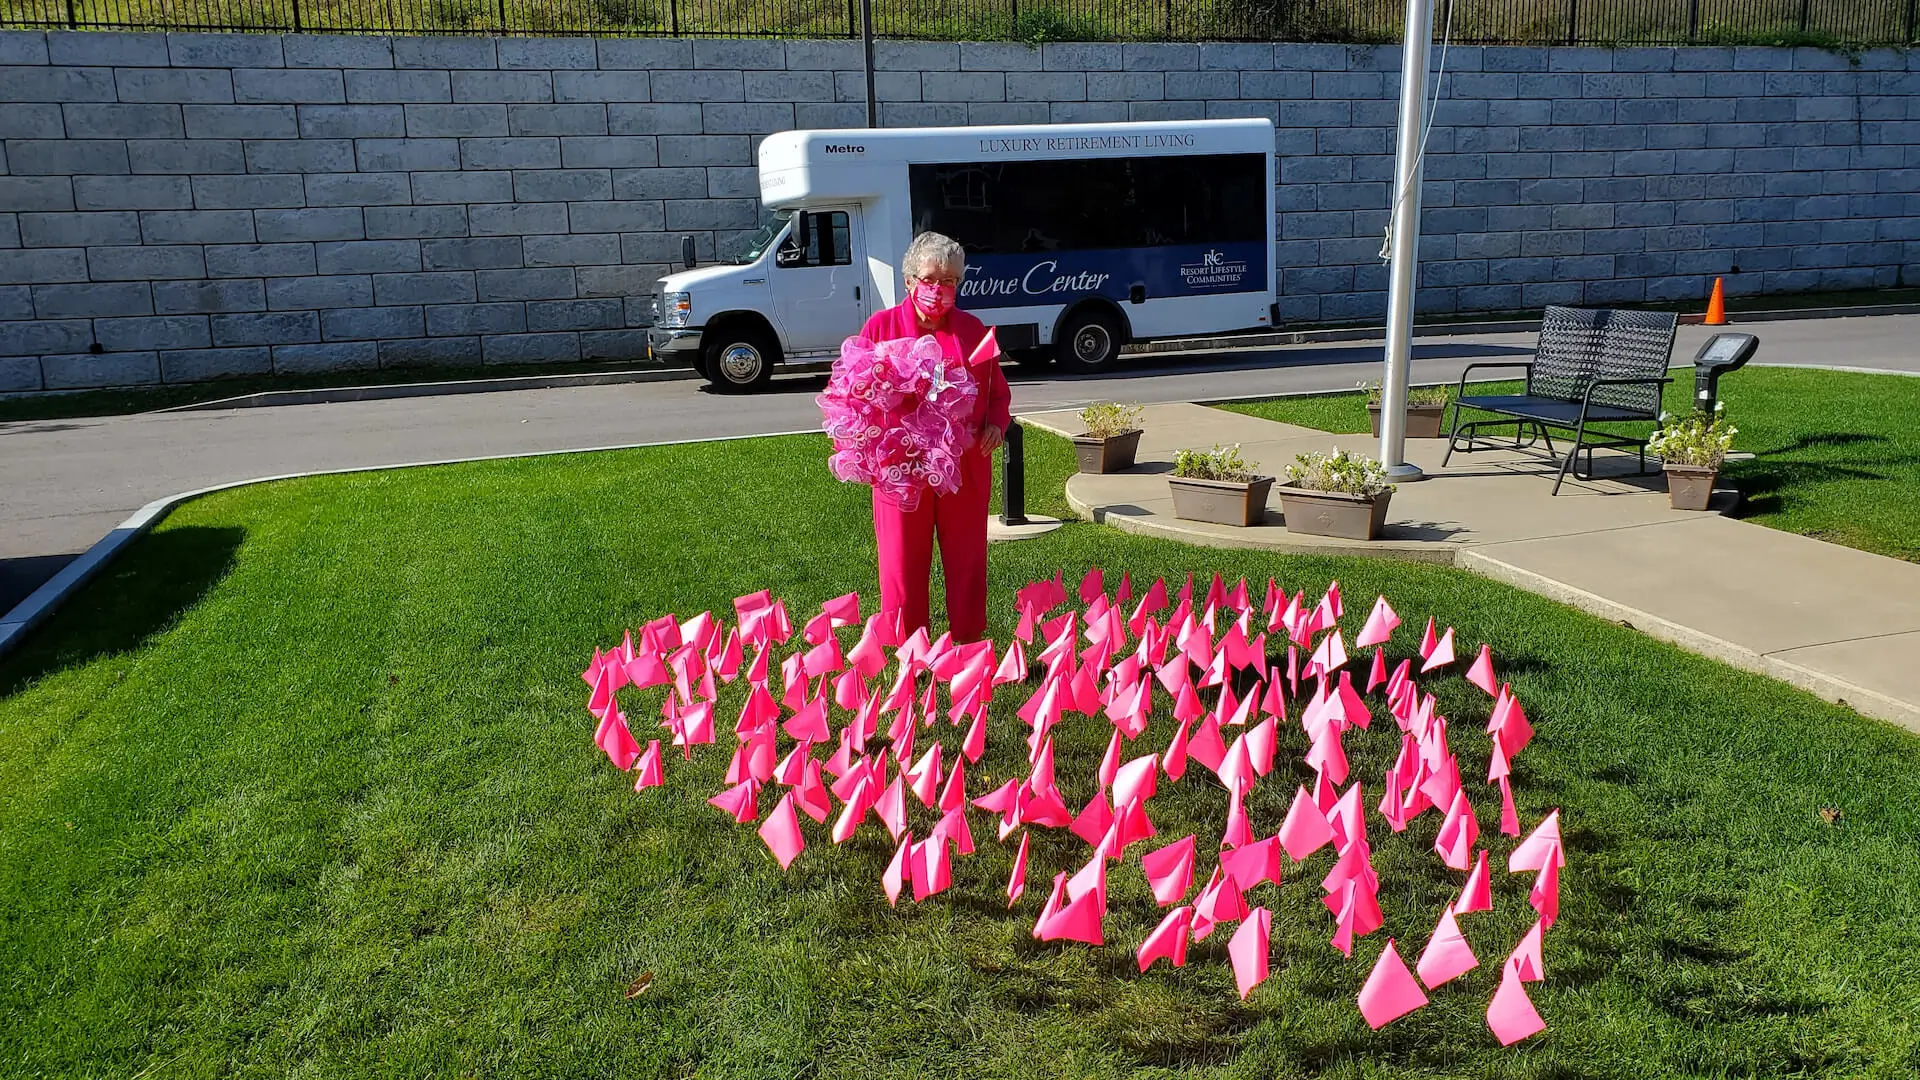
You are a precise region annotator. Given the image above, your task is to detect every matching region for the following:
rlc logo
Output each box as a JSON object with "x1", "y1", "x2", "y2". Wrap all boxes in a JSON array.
[
  {"x1": 1202, "y1": 249, "x2": 1223, "y2": 266},
  {"x1": 823, "y1": 144, "x2": 865, "y2": 154}
]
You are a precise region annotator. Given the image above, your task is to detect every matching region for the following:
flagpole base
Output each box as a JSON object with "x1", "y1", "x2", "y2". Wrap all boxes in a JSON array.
[
  {"x1": 988, "y1": 514, "x2": 1065, "y2": 542},
  {"x1": 1384, "y1": 462, "x2": 1427, "y2": 482}
]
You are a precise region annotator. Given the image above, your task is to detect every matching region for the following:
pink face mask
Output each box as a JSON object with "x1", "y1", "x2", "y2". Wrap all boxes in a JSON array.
[{"x1": 910, "y1": 280, "x2": 957, "y2": 321}]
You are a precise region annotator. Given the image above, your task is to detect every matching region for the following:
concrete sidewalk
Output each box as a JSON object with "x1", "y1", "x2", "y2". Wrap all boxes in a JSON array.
[{"x1": 1023, "y1": 403, "x2": 1920, "y2": 733}]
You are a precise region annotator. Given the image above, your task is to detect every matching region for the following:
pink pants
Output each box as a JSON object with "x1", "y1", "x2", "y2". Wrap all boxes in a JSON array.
[{"x1": 873, "y1": 454, "x2": 992, "y2": 643}]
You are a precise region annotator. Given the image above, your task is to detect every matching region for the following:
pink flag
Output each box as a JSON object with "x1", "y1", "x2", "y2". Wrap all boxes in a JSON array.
[
  {"x1": 1466, "y1": 643, "x2": 1497, "y2": 695},
  {"x1": 1070, "y1": 791, "x2": 1115, "y2": 849},
  {"x1": 1454, "y1": 849, "x2": 1493, "y2": 914},
  {"x1": 1246, "y1": 716, "x2": 1278, "y2": 777},
  {"x1": 632, "y1": 739, "x2": 664, "y2": 790},
  {"x1": 1007, "y1": 831, "x2": 1030, "y2": 907},
  {"x1": 1415, "y1": 908, "x2": 1479, "y2": 989},
  {"x1": 1192, "y1": 867, "x2": 1247, "y2": 942},
  {"x1": 962, "y1": 712, "x2": 989, "y2": 763},
  {"x1": 882, "y1": 831, "x2": 911, "y2": 907},
  {"x1": 1420, "y1": 627, "x2": 1456, "y2": 673},
  {"x1": 1279, "y1": 785, "x2": 1336, "y2": 861},
  {"x1": 1221, "y1": 835, "x2": 1282, "y2": 892},
  {"x1": 1137, "y1": 905, "x2": 1193, "y2": 971},
  {"x1": 1079, "y1": 566, "x2": 1105, "y2": 605},
  {"x1": 993, "y1": 638, "x2": 1028, "y2": 685},
  {"x1": 1508, "y1": 809, "x2": 1563, "y2": 873},
  {"x1": 1498, "y1": 776, "x2": 1520, "y2": 837},
  {"x1": 1355, "y1": 595, "x2": 1400, "y2": 648},
  {"x1": 967, "y1": 325, "x2": 1000, "y2": 367},
  {"x1": 596, "y1": 710, "x2": 643, "y2": 771},
  {"x1": 758, "y1": 792, "x2": 806, "y2": 869},
  {"x1": 1142, "y1": 835, "x2": 1197, "y2": 906},
  {"x1": 1367, "y1": 647, "x2": 1388, "y2": 692},
  {"x1": 1496, "y1": 692, "x2": 1533, "y2": 759},
  {"x1": 1510, "y1": 918, "x2": 1545, "y2": 982},
  {"x1": 1188, "y1": 713, "x2": 1229, "y2": 774},
  {"x1": 1220, "y1": 785, "x2": 1255, "y2": 849},
  {"x1": 1031, "y1": 872, "x2": 1067, "y2": 938},
  {"x1": 1487, "y1": 961, "x2": 1547, "y2": 1045},
  {"x1": 1530, "y1": 855, "x2": 1561, "y2": 928},
  {"x1": 1113, "y1": 754, "x2": 1158, "y2": 810},
  {"x1": 1038, "y1": 888, "x2": 1105, "y2": 945},
  {"x1": 784, "y1": 695, "x2": 830, "y2": 743},
  {"x1": 708, "y1": 778, "x2": 758, "y2": 823},
  {"x1": 1228, "y1": 907, "x2": 1273, "y2": 999},
  {"x1": 1433, "y1": 789, "x2": 1480, "y2": 871},
  {"x1": 1305, "y1": 722, "x2": 1349, "y2": 787},
  {"x1": 1307, "y1": 628, "x2": 1348, "y2": 678},
  {"x1": 1160, "y1": 716, "x2": 1192, "y2": 780},
  {"x1": 875, "y1": 775, "x2": 909, "y2": 841},
  {"x1": 1418, "y1": 616, "x2": 1438, "y2": 659},
  {"x1": 938, "y1": 756, "x2": 968, "y2": 812},
  {"x1": 1097, "y1": 728, "x2": 1123, "y2": 791},
  {"x1": 795, "y1": 760, "x2": 832, "y2": 823},
  {"x1": 1357, "y1": 939, "x2": 1429, "y2": 1029}
]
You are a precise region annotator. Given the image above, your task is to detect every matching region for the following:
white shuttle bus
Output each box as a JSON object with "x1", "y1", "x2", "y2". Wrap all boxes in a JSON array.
[{"x1": 647, "y1": 118, "x2": 1278, "y2": 392}]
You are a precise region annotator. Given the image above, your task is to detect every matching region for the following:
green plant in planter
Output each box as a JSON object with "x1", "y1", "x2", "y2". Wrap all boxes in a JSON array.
[
  {"x1": 1284, "y1": 447, "x2": 1395, "y2": 497},
  {"x1": 1173, "y1": 444, "x2": 1256, "y2": 483},
  {"x1": 1359, "y1": 380, "x2": 1451, "y2": 407},
  {"x1": 1079, "y1": 401, "x2": 1143, "y2": 439},
  {"x1": 1649, "y1": 404, "x2": 1738, "y2": 468}
]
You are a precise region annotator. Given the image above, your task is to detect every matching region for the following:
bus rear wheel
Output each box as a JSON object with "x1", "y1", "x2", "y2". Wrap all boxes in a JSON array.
[{"x1": 1055, "y1": 309, "x2": 1124, "y2": 374}]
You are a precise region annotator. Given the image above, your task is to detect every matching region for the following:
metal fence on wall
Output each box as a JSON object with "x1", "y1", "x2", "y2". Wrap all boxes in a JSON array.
[{"x1": 2, "y1": 0, "x2": 1915, "y2": 44}]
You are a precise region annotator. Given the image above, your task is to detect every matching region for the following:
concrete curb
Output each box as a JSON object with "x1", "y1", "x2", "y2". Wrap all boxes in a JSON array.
[{"x1": 0, "y1": 427, "x2": 817, "y2": 663}]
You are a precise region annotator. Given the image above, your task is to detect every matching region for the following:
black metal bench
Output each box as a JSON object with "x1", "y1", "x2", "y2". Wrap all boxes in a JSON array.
[{"x1": 1443, "y1": 306, "x2": 1677, "y2": 495}]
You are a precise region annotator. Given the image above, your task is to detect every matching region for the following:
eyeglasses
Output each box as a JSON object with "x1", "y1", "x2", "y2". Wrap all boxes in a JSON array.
[{"x1": 915, "y1": 273, "x2": 961, "y2": 288}]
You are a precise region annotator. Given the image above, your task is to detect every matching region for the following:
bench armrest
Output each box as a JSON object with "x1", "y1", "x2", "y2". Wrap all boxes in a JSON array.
[
  {"x1": 1453, "y1": 361, "x2": 1534, "y2": 399},
  {"x1": 1577, "y1": 375, "x2": 1672, "y2": 418}
]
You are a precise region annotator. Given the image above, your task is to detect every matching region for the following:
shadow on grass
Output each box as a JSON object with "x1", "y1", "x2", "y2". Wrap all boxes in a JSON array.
[{"x1": 0, "y1": 525, "x2": 244, "y2": 697}]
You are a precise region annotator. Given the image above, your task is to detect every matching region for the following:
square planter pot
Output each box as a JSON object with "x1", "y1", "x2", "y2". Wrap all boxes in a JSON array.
[
  {"x1": 1367, "y1": 402, "x2": 1448, "y2": 439},
  {"x1": 1168, "y1": 474, "x2": 1274, "y2": 527},
  {"x1": 1664, "y1": 464, "x2": 1717, "y2": 511},
  {"x1": 1071, "y1": 429, "x2": 1142, "y2": 474},
  {"x1": 1276, "y1": 485, "x2": 1394, "y2": 540}
]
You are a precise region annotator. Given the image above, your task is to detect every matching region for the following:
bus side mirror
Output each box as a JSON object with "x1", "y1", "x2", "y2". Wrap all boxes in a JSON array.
[
  {"x1": 774, "y1": 212, "x2": 811, "y2": 268},
  {"x1": 680, "y1": 235, "x2": 696, "y2": 269}
]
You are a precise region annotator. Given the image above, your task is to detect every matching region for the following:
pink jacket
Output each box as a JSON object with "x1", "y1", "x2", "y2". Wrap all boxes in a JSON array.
[{"x1": 860, "y1": 301, "x2": 1012, "y2": 435}]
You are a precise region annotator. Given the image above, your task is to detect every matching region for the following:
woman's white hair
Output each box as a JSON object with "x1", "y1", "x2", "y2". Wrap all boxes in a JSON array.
[{"x1": 903, "y1": 231, "x2": 966, "y2": 279}]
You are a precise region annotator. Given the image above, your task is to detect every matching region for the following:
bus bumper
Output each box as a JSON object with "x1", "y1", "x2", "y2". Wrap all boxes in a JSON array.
[{"x1": 647, "y1": 326, "x2": 702, "y2": 364}]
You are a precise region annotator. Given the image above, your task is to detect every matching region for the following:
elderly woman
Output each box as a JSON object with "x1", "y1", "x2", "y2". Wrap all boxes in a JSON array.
[{"x1": 861, "y1": 231, "x2": 1010, "y2": 644}]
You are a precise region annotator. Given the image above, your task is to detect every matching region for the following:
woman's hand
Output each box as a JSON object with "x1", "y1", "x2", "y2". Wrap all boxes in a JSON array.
[{"x1": 977, "y1": 424, "x2": 1005, "y2": 454}]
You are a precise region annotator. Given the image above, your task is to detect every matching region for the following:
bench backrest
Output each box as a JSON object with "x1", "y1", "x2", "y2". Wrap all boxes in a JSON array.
[{"x1": 1528, "y1": 306, "x2": 1678, "y2": 417}]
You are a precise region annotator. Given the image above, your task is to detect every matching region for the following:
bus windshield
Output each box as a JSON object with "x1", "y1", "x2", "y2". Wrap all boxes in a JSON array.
[{"x1": 722, "y1": 210, "x2": 792, "y2": 265}]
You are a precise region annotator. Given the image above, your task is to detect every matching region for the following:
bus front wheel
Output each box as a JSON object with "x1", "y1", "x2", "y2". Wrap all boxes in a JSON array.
[
  {"x1": 1055, "y1": 309, "x2": 1123, "y2": 374},
  {"x1": 702, "y1": 326, "x2": 776, "y2": 393}
]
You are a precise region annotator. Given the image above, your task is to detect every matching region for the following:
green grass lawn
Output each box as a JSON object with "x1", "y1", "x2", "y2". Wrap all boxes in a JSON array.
[
  {"x1": 3, "y1": 427, "x2": 1920, "y2": 1078},
  {"x1": 1220, "y1": 367, "x2": 1920, "y2": 564}
]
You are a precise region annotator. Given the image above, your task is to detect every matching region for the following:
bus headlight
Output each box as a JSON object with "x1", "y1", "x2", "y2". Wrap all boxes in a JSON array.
[{"x1": 660, "y1": 291, "x2": 692, "y2": 328}]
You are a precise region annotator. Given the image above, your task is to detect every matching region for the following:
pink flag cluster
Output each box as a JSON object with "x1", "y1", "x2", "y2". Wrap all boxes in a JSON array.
[
  {"x1": 583, "y1": 570, "x2": 1567, "y2": 1045},
  {"x1": 816, "y1": 333, "x2": 981, "y2": 511}
]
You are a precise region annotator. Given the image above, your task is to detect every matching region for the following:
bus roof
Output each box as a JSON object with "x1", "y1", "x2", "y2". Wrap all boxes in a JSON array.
[{"x1": 758, "y1": 117, "x2": 1274, "y2": 209}]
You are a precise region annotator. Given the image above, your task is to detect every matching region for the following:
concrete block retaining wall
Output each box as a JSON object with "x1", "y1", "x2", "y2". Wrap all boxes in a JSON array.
[{"x1": 1, "y1": 30, "x2": 1916, "y2": 393}]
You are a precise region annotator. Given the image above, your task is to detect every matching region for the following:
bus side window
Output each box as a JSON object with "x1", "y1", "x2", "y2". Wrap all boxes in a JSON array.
[
  {"x1": 784, "y1": 211, "x2": 852, "y2": 268},
  {"x1": 812, "y1": 211, "x2": 850, "y2": 267}
]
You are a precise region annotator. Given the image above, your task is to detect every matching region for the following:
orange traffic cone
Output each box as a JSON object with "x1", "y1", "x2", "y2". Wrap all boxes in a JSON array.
[{"x1": 1704, "y1": 277, "x2": 1727, "y2": 325}]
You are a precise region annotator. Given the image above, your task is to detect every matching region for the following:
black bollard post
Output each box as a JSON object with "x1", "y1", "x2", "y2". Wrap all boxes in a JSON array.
[{"x1": 1000, "y1": 420, "x2": 1028, "y2": 526}]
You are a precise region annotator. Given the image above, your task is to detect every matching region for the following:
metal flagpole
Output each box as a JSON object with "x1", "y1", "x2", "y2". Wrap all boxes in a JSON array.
[{"x1": 1379, "y1": 0, "x2": 1435, "y2": 482}]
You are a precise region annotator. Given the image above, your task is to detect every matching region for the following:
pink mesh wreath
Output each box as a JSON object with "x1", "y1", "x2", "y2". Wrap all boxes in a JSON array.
[{"x1": 818, "y1": 334, "x2": 980, "y2": 512}]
